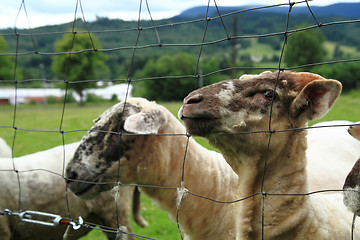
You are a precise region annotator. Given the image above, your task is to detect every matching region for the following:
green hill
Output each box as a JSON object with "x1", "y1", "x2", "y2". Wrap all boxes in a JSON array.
[{"x1": 0, "y1": 8, "x2": 359, "y2": 83}]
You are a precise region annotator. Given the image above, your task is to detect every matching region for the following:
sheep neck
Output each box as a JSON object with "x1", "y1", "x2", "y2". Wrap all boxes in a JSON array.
[
  {"x1": 133, "y1": 116, "x2": 240, "y2": 239},
  {"x1": 209, "y1": 130, "x2": 310, "y2": 239}
]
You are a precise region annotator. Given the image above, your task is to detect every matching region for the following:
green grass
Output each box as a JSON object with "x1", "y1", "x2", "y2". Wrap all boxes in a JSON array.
[
  {"x1": 0, "y1": 90, "x2": 359, "y2": 239},
  {"x1": 81, "y1": 193, "x2": 181, "y2": 240},
  {"x1": 324, "y1": 41, "x2": 360, "y2": 58},
  {"x1": 238, "y1": 39, "x2": 280, "y2": 59},
  {"x1": 0, "y1": 103, "x2": 115, "y2": 156}
]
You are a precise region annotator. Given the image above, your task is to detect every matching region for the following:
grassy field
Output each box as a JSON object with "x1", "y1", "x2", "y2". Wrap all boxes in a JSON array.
[{"x1": 0, "y1": 90, "x2": 360, "y2": 239}]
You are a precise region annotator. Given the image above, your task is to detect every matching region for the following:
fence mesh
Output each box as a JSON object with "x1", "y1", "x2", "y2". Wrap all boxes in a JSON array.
[{"x1": 0, "y1": 0, "x2": 360, "y2": 239}]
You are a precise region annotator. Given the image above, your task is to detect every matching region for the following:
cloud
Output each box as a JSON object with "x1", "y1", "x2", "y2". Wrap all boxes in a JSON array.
[
  {"x1": 0, "y1": 0, "x2": 186, "y2": 29},
  {"x1": 0, "y1": 0, "x2": 358, "y2": 29}
]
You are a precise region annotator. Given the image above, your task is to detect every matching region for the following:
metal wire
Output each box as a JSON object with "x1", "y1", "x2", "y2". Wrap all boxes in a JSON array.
[{"x1": 0, "y1": 0, "x2": 359, "y2": 239}]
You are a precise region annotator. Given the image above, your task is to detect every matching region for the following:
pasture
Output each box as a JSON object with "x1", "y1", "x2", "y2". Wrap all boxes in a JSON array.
[{"x1": 0, "y1": 89, "x2": 359, "y2": 239}]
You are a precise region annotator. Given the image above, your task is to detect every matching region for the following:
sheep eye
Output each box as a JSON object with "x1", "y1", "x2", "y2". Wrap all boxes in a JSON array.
[
  {"x1": 263, "y1": 90, "x2": 276, "y2": 99},
  {"x1": 247, "y1": 90, "x2": 277, "y2": 100}
]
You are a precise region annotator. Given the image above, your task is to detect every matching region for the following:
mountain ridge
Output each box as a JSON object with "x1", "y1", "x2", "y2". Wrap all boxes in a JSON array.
[{"x1": 177, "y1": 3, "x2": 360, "y2": 19}]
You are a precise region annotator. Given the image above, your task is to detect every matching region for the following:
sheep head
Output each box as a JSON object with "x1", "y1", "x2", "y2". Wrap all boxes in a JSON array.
[
  {"x1": 179, "y1": 71, "x2": 341, "y2": 171},
  {"x1": 349, "y1": 123, "x2": 360, "y2": 141},
  {"x1": 343, "y1": 123, "x2": 360, "y2": 215},
  {"x1": 66, "y1": 98, "x2": 170, "y2": 199},
  {"x1": 179, "y1": 71, "x2": 341, "y2": 136}
]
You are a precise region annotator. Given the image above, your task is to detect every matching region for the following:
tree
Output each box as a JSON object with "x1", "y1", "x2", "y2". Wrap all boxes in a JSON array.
[
  {"x1": 52, "y1": 29, "x2": 108, "y2": 105},
  {"x1": 313, "y1": 62, "x2": 360, "y2": 91},
  {"x1": 0, "y1": 36, "x2": 15, "y2": 81},
  {"x1": 284, "y1": 28, "x2": 328, "y2": 69},
  {"x1": 132, "y1": 52, "x2": 226, "y2": 101},
  {"x1": 133, "y1": 53, "x2": 195, "y2": 101},
  {"x1": 332, "y1": 44, "x2": 344, "y2": 60}
]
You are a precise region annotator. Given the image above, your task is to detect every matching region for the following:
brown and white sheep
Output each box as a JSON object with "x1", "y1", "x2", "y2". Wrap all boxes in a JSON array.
[
  {"x1": 65, "y1": 97, "x2": 359, "y2": 239},
  {"x1": 179, "y1": 70, "x2": 360, "y2": 239},
  {"x1": 343, "y1": 123, "x2": 360, "y2": 216},
  {"x1": 0, "y1": 142, "x2": 147, "y2": 240}
]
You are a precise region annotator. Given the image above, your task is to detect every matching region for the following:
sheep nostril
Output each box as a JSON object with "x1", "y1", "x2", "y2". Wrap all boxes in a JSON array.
[
  {"x1": 185, "y1": 94, "x2": 203, "y2": 105},
  {"x1": 66, "y1": 171, "x2": 78, "y2": 184}
]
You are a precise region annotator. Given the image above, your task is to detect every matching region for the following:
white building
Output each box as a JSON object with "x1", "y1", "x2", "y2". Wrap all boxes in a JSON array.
[
  {"x1": 84, "y1": 83, "x2": 132, "y2": 101},
  {"x1": 0, "y1": 83, "x2": 132, "y2": 105}
]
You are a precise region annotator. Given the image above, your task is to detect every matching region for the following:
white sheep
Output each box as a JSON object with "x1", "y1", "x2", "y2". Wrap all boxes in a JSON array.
[
  {"x1": 343, "y1": 123, "x2": 360, "y2": 216},
  {"x1": 307, "y1": 121, "x2": 360, "y2": 192},
  {"x1": 0, "y1": 137, "x2": 12, "y2": 158},
  {"x1": 65, "y1": 97, "x2": 359, "y2": 239},
  {"x1": 0, "y1": 142, "x2": 147, "y2": 240},
  {"x1": 179, "y1": 70, "x2": 360, "y2": 239}
]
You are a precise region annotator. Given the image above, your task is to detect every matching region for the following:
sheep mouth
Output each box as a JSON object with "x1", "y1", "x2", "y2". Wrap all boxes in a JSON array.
[
  {"x1": 73, "y1": 183, "x2": 97, "y2": 196},
  {"x1": 178, "y1": 105, "x2": 217, "y2": 120},
  {"x1": 68, "y1": 179, "x2": 102, "y2": 199},
  {"x1": 181, "y1": 116, "x2": 220, "y2": 136}
]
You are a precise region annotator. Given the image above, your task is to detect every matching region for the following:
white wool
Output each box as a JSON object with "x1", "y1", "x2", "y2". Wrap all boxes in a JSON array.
[
  {"x1": 0, "y1": 137, "x2": 11, "y2": 158},
  {"x1": 176, "y1": 181, "x2": 189, "y2": 208},
  {"x1": 116, "y1": 226, "x2": 129, "y2": 240},
  {"x1": 343, "y1": 186, "x2": 360, "y2": 215},
  {"x1": 112, "y1": 185, "x2": 121, "y2": 201},
  {"x1": 0, "y1": 143, "x2": 143, "y2": 240},
  {"x1": 306, "y1": 121, "x2": 360, "y2": 192},
  {"x1": 216, "y1": 81, "x2": 236, "y2": 106}
]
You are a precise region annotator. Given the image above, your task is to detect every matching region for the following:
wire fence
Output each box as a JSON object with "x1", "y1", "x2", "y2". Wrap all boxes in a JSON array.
[{"x1": 0, "y1": 0, "x2": 360, "y2": 239}]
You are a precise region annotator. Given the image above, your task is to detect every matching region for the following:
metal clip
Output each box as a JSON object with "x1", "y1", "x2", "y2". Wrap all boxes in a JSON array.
[
  {"x1": 18, "y1": 211, "x2": 62, "y2": 227},
  {"x1": 69, "y1": 216, "x2": 83, "y2": 230},
  {"x1": 59, "y1": 216, "x2": 83, "y2": 230},
  {"x1": 1, "y1": 209, "x2": 83, "y2": 230}
]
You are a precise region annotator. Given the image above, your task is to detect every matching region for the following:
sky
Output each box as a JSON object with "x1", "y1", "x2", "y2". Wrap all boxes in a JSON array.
[{"x1": 0, "y1": 0, "x2": 358, "y2": 29}]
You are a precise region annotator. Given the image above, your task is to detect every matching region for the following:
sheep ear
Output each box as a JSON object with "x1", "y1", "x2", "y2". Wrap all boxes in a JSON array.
[
  {"x1": 348, "y1": 123, "x2": 360, "y2": 141},
  {"x1": 289, "y1": 79, "x2": 342, "y2": 123},
  {"x1": 93, "y1": 117, "x2": 100, "y2": 123},
  {"x1": 124, "y1": 109, "x2": 166, "y2": 134}
]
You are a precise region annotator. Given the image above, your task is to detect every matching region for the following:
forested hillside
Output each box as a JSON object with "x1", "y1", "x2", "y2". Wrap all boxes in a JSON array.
[{"x1": 0, "y1": 3, "x2": 359, "y2": 100}]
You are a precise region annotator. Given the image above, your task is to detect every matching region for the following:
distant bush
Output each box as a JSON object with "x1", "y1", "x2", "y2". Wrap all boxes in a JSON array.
[
  {"x1": 46, "y1": 96, "x2": 61, "y2": 104},
  {"x1": 61, "y1": 93, "x2": 76, "y2": 103},
  {"x1": 86, "y1": 93, "x2": 106, "y2": 103},
  {"x1": 313, "y1": 61, "x2": 360, "y2": 92},
  {"x1": 110, "y1": 94, "x2": 118, "y2": 102},
  {"x1": 29, "y1": 100, "x2": 38, "y2": 105}
]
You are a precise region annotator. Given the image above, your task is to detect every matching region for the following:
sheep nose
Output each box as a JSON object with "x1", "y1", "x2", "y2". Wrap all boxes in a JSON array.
[
  {"x1": 65, "y1": 169, "x2": 78, "y2": 185},
  {"x1": 184, "y1": 94, "x2": 203, "y2": 105},
  {"x1": 179, "y1": 94, "x2": 204, "y2": 119}
]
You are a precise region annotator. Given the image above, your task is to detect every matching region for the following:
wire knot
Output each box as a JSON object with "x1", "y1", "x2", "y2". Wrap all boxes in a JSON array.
[{"x1": 176, "y1": 181, "x2": 189, "y2": 208}]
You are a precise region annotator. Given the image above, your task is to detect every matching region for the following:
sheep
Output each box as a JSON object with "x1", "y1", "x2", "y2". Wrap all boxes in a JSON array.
[
  {"x1": 343, "y1": 123, "x2": 360, "y2": 216},
  {"x1": 65, "y1": 97, "x2": 240, "y2": 240},
  {"x1": 65, "y1": 97, "x2": 359, "y2": 239},
  {"x1": 349, "y1": 124, "x2": 360, "y2": 142},
  {"x1": 0, "y1": 142, "x2": 147, "y2": 240},
  {"x1": 0, "y1": 137, "x2": 12, "y2": 158},
  {"x1": 307, "y1": 121, "x2": 360, "y2": 192},
  {"x1": 179, "y1": 70, "x2": 360, "y2": 239}
]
